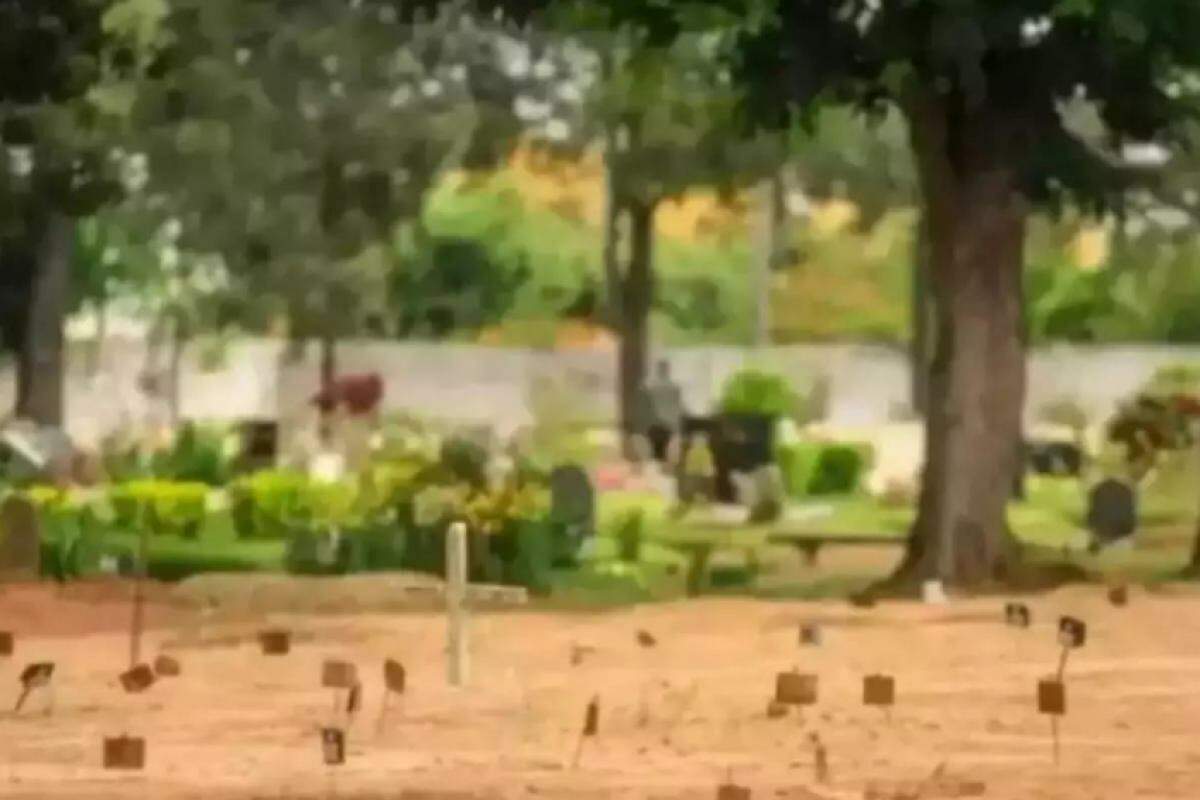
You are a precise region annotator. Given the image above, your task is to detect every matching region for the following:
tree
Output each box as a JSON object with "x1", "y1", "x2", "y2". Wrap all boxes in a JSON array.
[
  {"x1": 0, "y1": 0, "x2": 135, "y2": 425},
  {"x1": 509, "y1": 0, "x2": 1200, "y2": 589},
  {"x1": 569, "y1": 20, "x2": 783, "y2": 446},
  {"x1": 124, "y1": 0, "x2": 584, "y2": 432}
]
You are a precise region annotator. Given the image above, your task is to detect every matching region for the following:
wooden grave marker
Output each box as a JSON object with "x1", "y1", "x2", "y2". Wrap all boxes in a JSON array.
[
  {"x1": 0, "y1": 631, "x2": 12, "y2": 657},
  {"x1": 799, "y1": 623, "x2": 822, "y2": 646},
  {"x1": 103, "y1": 735, "x2": 146, "y2": 770},
  {"x1": 378, "y1": 658, "x2": 406, "y2": 731},
  {"x1": 321, "y1": 727, "x2": 345, "y2": 765},
  {"x1": 1005, "y1": 602, "x2": 1031, "y2": 628},
  {"x1": 119, "y1": 664, "x2": 156, "y2": 694},
  {"x1": 1107, "y1": 585, "x2": 1128, "y2": 607},
  {"x1": 14, "y1": 662, "x2": 54, "y2": 713},
  {"x1": 259, "y1": 629, "x2": 291, "y2": 655},
  {"x1": 153, "y1": 654, "x2": 181, "y2": 678},
  {"x1": 863, "y1": 674, "x2": 895, "y2": 711},
  {"x1": 570, "y1": 696, "x2": 600, "y2": 768},
  {"x1": 775, "y1": 671, "x2": 818, "y2": 706}
]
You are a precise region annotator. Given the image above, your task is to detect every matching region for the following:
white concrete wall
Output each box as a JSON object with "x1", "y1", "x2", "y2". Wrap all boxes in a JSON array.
[{"x1": 3, "y1": 335, "x2": 1200, "y2": 446}]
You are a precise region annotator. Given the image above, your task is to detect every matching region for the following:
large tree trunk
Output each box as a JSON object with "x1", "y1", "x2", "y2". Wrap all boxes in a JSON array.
[
  {"x1": 617, "y1": 198, "x2": 655, "y2": 455},
  {"x1": 16, "y1": 211, "x2": 73, "y2": 427},
  {"x1": 910, "y1": 209, "x2": 933, "y2": 416},
  {"x1": 882, "y1": 93, "x2": 1028, "y2": 591}
]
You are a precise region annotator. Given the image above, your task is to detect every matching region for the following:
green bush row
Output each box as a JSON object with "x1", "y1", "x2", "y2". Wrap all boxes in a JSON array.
[{"x1": 776, "y1": 441, "x2": 873, "y2": 497}]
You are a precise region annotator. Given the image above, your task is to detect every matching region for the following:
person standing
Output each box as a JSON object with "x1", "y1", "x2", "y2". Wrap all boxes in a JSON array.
[{"x1": 640, "y1": 360, "x2": 685, "y2": 463}]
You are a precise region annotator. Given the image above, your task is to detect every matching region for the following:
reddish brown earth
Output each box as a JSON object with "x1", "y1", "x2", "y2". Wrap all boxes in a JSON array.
[{"x1": 2, "y1": 581, "x2": 1200, "y2": 799}]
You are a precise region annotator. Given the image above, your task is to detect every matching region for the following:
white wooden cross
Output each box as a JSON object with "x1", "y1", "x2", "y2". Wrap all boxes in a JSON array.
[{"x1": 441, "y1": 521, "x2": 528, "y2": 688}]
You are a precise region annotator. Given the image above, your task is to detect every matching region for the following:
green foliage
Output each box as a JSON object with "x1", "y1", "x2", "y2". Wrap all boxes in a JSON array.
[
  {"x1": 108, "y1": 480, "x2": 208, "y2": 539},
  {"x1": 719, "y1": 369, "x2": 799, "y2": 418},
  {"x1": 611, "y1": 508, "x2": 646, "y2": 563},
  {"x1": 150, "y1": 423, "x2": 236, "y2": 486},
  {"x1": 806, "y1": 443, "x2": 872, "y2": 496},
  {"x1": 776, "y1": 441, "x2": 820, "y2": 498},
  {"x1": 228, "y1": 470, "x2": 309, "y2": 540}
]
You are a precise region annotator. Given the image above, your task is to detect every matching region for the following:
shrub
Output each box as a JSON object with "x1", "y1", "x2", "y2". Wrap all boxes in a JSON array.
[
  {"x1": 719, "y1": 369, "x2": 800, "y2": 418},
  {"x1": 775, "y1": 441, "x2": 821, "y2": 498},
  {"x1": 108, "y1": 481, "x2": 209, "y2": 539},
  {"x1": 806, "y1": 443, "x2": 872, "y2": 496},
  {"x1": 612, "y1": 509, "x2": 645, "y2": 563}
]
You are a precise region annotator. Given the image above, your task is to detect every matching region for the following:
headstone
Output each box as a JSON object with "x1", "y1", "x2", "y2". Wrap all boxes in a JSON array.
[
  {"x1": 1027, "y1": 440, "x2": 1082, "y2": 477},
  {"x1": 241, "y1": 420, "x2": 279, "y2": 468},
  {"x1": 549, "y1": 464, "x2": 595, "y2": 554},
  {"x1": 775, "y1": 671, "x2": 818, "y2": 706},
  {"x1": 0, "y1": 495, "x2": 41, "y2": 581},
  {"x1": 321, "y1": 727, "x2": 345, "y2": 766},
  {"x1": 1086, "y1": 479, "x2": 1137, "y2": 547},
  {"x1": 863, "y1": 674, "x2": 895, "y2": 708},
  {"x1": 1038, "y1": 678, "x2": 1066, "y2": 715},
  {"x1": 1058, "y1": 617, "x2": 1087, "y2": 649},
  {"x1": 103, "y1": 736, "x2": 146, "y2": 770},
  {"x1": 321, "y1": 660, "x2": 358, "y2": 690},
  {"x1": 119, "y1": 664, "x2": 156, "y2": 693}
]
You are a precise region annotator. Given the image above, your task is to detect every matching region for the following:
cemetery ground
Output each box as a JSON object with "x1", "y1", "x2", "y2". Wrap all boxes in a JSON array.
[{"x1": 3, "y1": 578, "x2": 1200, "y2": 799}]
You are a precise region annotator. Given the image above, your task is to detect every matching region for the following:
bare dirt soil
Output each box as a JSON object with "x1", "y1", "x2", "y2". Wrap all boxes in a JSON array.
[{"x1": 2, "y1": 579, "x2": 1200, "y2": 800}]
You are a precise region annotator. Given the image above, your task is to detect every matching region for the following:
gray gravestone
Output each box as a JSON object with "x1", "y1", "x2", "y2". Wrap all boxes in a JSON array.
[
  {"x1": 1086, "y1": 478, "x2": 1137, "y2": 547},
  {"x1": 0, "y1": 495, "x2": 41, "y2": 581},
  {"x1": 549, "y1": 465, "x2": 595, "y2": 553},
  {"x1": 1, "y1": 424, "x2": 75, "y2": 483}
]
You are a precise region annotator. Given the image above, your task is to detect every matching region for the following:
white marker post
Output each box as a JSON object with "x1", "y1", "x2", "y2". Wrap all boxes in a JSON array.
[{"x1": 446, "y1": 521, "x2": 469, "y2": 687}]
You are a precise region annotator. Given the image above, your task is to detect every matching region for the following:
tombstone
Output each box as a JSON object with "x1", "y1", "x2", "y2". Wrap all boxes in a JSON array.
[
  {"x1": 0, "y1": 495, "x2": 41, "y2": 581},
  {"x1": 1026, "y1": 440, "x2": 1082, "y2": 477},
  {"x1": 775, "y1": 671, "x2": 818, "y2": 706},
  {"x1": 103, "y1": 736, "x2": 146, "y2": 770},
  {"x1": 549, "y1": 464, "x2": 595, "y2": 558},
  {"x1": 240, "y1": 420, "x2": 279, "y2": 470},
  {"x1": 1086, "y1": 479, "x2": 1137, "y2": 548}
]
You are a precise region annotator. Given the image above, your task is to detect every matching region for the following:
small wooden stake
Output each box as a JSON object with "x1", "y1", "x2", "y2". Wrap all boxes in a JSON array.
[
  {"x1": 571, "y1": 696, "x2": 599, "y2": 769},
  {"x1": 0, "y1": 631, "x2": 13, "y2": 657}
]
